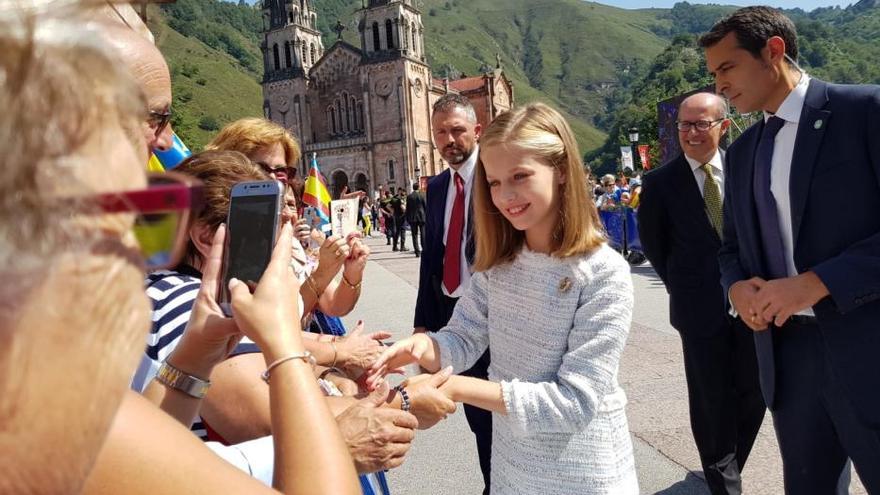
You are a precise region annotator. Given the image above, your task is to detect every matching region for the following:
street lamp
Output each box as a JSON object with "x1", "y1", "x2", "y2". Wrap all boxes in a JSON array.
[{"x1": 628, "y1": 126, "x2": 640, "y2": 172}]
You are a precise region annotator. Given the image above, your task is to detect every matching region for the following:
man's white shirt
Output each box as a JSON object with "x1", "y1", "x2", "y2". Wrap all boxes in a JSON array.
[{"x1": 685, "y1": 149, "x2": 724, "y2": 200}]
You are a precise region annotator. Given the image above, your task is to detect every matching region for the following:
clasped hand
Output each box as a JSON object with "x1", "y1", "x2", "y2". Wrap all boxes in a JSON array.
[{"x1": 730, "y1": 272, "x2": 829, "y2": 330}]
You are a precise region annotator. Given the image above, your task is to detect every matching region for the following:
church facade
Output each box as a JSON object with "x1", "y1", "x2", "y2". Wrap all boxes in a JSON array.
[{"x1": 260, "y1": 0, "x2": 514, "y2": 196}]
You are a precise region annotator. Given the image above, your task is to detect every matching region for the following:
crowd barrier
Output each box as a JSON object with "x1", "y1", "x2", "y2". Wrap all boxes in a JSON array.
[{"x1": 599, "y1": 208, "x2": 642, "y2": 254}]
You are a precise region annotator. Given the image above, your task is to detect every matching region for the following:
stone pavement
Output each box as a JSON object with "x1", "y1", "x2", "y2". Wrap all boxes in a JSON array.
[{"x1": 342, "y1": 234, "x2": 865, "y2": 494}]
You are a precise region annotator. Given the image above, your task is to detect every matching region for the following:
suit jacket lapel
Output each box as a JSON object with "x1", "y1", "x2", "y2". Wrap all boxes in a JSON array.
[
  {"x1": 671, "y1": 154, "x2": 717, "y2": 239},
  {"x1": 790, "y1": 79, "x2": 831, "y2": 247}
]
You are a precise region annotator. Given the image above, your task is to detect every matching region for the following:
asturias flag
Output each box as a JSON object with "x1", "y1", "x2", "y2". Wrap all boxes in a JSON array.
[{"x1": 302, "y1": 152, "x2": 332, "y2": 224}]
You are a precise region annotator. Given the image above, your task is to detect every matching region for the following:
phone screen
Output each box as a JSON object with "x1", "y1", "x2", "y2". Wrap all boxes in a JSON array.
[{"x1": 220, "y1": 184, "x2": 281, "y2": 312}]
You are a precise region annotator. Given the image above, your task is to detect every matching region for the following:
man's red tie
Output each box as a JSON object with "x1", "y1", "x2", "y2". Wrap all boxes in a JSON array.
[{"x1": 443, "y1": 172, "x2": 465, "y2": 293}]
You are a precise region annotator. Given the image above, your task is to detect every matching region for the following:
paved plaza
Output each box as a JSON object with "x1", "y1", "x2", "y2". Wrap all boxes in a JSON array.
[{"x1": 341, "y1": 235, "x2": 866, "y2": 495}]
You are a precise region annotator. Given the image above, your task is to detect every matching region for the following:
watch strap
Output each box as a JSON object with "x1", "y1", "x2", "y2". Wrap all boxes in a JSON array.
[{"x1": 155, "y1": 361, "x2": 211, "y2": 399}]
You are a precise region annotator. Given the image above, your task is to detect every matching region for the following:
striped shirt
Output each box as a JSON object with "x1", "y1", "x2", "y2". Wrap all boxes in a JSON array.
[{"x1": 131, "y1": 267, "x2": 259, "y2": 440}]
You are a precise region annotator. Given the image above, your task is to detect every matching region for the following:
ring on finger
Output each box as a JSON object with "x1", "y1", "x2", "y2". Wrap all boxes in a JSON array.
[{"x1": 335, "y1": 249, "x2": 342, "y2": 256}]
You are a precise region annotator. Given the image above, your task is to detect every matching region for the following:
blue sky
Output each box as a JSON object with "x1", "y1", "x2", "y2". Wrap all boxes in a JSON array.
[{"x1": 597, "y1": 0, "x2": 855, "y2": 10}]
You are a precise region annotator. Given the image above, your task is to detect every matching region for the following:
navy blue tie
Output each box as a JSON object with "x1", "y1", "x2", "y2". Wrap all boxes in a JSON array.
[
  {"x1": 753, "y1": 116, "x2": 788, "y2": 279},
  {"x1": 751, "y1": 115, "x2": 786, "y2": 409}
]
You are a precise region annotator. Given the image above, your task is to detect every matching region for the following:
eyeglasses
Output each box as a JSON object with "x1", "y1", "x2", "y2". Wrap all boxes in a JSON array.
[
  {"x1": 256, "y1": 162, "x2": 296, "y2": 181},
  {"x1": 92, "y1": 172, "x2": 204, "y2": 270},
  {"x1": 676, "y1": 119, "x2": 725, "y2": 132},
  {"x1": 147, "y1": 108, "x2": 172, "y2": 139}
]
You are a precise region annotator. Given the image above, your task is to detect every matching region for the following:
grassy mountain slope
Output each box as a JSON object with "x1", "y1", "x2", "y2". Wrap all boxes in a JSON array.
[
  {"x1": 148, "y1": 5, "x2": 264, "y2": 149},
  {"x1": 153, "y1": 0, "x2": 672, "y2": 152}
]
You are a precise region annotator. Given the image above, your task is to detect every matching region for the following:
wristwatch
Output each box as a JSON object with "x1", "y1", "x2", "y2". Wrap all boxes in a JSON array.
[{"x1": 155, "y1": 361, "x2": 211, "y2": 399}]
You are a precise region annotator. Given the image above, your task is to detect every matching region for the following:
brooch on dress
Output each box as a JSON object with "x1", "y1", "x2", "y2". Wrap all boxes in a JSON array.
[{"x1": 558, "y1": 277, "x2": 572, "y2": 293}]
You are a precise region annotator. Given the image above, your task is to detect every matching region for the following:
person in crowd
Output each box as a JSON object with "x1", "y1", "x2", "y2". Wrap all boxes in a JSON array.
[
  {"x1": 413, "y1": 93, "x2": 493, "y2": 493},
  {"x1": 596, "y1": 174, "x2": 619, "y2": 211},
  {"x1": 379, "y1": 189, "x2": 394, "y2": 246},
  {"x1": 701, "y1": 7, "x2": 880, "y2": 492},
  {"x1": 206, "y1": 118, "x2": 365, "y2": 320},
  {"x1": 374, "y1": 103, "x2": 639, "y2": 494},
  {"x1": 361, "y1": 197, "x2": 373, "y2": 237},
  {"x1": 637, "y1": 92, "x2": 765, "y2": 495},
  {"x1": 370, "y1": 195, "x2": 380, "y2": 235},
  {"x1": 390, "y1": 186, "x2": 408, "y2": 251},
  {"x1": 0, "y1": 5, "x2": 360, "y2": 493},
  {"x1": 406, "y1": 181, "x2": 427, "y2": 258},
  {"x1": 625, "y1": 178, "x2": 641, "y2": 209}
]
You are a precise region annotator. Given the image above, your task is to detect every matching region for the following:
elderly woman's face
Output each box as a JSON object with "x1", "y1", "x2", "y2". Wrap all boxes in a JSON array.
[{"x1": 5, "y1": 126, "x2": 151, "y2": 493}]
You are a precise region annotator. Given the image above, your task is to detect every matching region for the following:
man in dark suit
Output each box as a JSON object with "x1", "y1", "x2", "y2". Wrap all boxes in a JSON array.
[
  {"x1": 406, "y1": 181, "x2": 427, "y2": 257},
  {"x1": 700, "y1": 7, "x2": 880, "y2": 492},
  {"x1": 413, "y1": 93, "x2": 491, "y2": 494},
  {"x1": 638, "y1": 92, "x2": 765, "y2": 495}
]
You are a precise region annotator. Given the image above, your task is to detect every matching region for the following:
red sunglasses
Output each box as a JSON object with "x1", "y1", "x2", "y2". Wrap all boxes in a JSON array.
[{"x1": 93, "y1": 172, "x2": 204, "y2": 270}]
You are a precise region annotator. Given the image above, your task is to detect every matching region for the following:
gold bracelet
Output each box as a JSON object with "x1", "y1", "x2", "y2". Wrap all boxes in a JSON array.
[{"x1": 341, "y1": 273, "x2": 362, "y2": 291}]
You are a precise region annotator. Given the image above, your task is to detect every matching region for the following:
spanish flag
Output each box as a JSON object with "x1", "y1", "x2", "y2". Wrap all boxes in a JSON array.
[{"x1": 302, "y1": 152, "x2": 332, "y2": 224}]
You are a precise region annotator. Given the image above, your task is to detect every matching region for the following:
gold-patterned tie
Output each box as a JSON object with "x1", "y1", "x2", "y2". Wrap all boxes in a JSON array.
[{"x1": 701, "y1": 163, "x2": 723, "y2": 237}]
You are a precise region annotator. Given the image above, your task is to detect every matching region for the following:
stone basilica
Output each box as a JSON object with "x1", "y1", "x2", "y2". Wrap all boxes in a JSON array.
[{"x1": 260, "y1": 0, "x2": 514, "y2": 196}]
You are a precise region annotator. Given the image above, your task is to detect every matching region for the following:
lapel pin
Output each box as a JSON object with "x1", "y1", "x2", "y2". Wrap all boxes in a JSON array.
[
  {"x1": 814, "y1": 119, "x2": 823, "y2": 130},
  {"x1": 558, "y1": 277, "x2": 572, "y2": 293}
]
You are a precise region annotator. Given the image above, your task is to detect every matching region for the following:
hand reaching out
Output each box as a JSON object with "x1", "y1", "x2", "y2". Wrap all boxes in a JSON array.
[
  {"x1": 337, "y1": 320, "x2": 392, "y2": 372},
  {"x1": 367, "y1": 333, "x2": 437, "y2": 389},
  {"x1": 401, "y1": 367, "x2": 457, "y2": 429}
]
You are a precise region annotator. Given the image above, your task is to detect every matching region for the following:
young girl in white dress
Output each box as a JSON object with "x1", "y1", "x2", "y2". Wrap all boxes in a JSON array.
[{"x1": 369, "y1": 103, "x2": 638, "y2": 494}]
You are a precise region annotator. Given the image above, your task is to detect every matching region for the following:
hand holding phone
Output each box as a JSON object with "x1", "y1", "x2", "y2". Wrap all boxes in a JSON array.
[{"x1": 219, "y1": 180, "x2": 283, "y2": 315}]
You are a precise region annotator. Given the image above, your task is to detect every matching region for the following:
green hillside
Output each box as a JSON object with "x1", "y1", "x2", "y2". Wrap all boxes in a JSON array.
[{"x1": 148, "y1": 6, "x2": 264, "y2": 149}]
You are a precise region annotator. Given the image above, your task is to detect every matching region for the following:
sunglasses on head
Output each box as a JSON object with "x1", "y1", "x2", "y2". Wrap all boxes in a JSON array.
[{"x1": 93, "y1": 171, "x2": 203, "y2": 270}]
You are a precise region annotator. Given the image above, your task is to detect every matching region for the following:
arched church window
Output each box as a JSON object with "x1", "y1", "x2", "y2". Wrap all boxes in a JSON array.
[
  {"x1": 337, "y1": 105, "x2": 343, "y2": 135},
  {"x1": 329, "y1": 106, "x2": 336, "y2": 135},
  {"x1": 411, "y1": 27, "x2": 417, "y2": 55},
  {"x1": 350, "y1": 97, "x2": 358, "y2": 131},
  {"x1": 402, "y1": 21, "x2": 408, "y2": 50},
  {"x1": 385, "y1": 19, "x2": 394, "y2": 50},
  {"x1": 302, "y1": 45, "x2": 308, "y2": 66},
  {"x1": 372, "y1": 22, "x2": 380, "y2": 52},
  {"x1": 358, "y1": 101, "x2": 365, "y2": 130},
  {"x1": 272, "y1": 43, "x2": 280, "y2": 71},
  {"x1": 388, "y1": 159, "x2": 395, "y2": 180},
  {"x1": 284, "y1": 41, "x2": 292, "y2": 68},
  {"x1": 310, "y1": 44, "x2": 316, "y2": 65}
]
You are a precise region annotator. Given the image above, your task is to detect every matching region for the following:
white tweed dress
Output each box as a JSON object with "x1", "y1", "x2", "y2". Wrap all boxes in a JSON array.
[{"x1": 432, "y1": 243, "x2": 638, "y2": 495}]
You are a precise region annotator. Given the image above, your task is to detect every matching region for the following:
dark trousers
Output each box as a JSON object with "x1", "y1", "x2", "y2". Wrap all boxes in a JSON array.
[
  {"x1": 383, "y1": 215, "x2": 393, "y2": 242},
  {"x1": 432, "y1": 293, "x2": 492, "y2": 494},
  {"x1": 409, "y1": 221, "x2": 424, "y2": 255},
  {"x1": 680, "y1": 320, "x2": 766, "y2": 495},
  {"x1": 770, "y1": 318, "x2": 880, "y2": 494},
  {"x1": 392, "y1": 216, "x2": 406, "y2": 250}
]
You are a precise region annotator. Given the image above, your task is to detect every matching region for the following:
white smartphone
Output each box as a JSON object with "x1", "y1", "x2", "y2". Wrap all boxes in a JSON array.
[{"x1": 219, "y1": 180, "x2": 283, "y2": 315}]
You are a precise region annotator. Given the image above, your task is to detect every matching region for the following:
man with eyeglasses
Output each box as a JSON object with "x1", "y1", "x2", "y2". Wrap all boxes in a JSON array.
[
  {"x1": 638, "y1": 92, "x2": 765, "y2": 495},
  {"x1": 104, "y1": 25, "x2": 175, "y2": 157}
]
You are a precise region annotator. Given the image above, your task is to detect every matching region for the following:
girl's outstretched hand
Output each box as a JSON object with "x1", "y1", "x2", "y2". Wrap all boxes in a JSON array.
[
  {"x1": 366, "y1": 333, "x2": 434, "y2": 390},
  {"x1": 229, "y1": 222, "x2": 303, "y2": 354}
]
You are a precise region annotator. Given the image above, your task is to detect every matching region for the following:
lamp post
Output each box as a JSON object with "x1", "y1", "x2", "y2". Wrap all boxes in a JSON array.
[{"x1": 627, "y1": 126, "x2": 640, "y2": 173}]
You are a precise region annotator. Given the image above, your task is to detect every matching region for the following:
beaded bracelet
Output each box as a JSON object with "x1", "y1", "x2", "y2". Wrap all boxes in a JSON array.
[{"x1": 394, "y1": 384, "x2": 411, "y2": 412}]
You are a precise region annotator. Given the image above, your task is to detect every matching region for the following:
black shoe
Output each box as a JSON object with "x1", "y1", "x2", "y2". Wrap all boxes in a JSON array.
[
  {"x1": 414, "y1": 252, "x2": 420, "y2": 257},
  {"x1": 386, "y1": 240, "x2": 391, "y2": 245},
  {"x1": 393, "y1": 247, "x2": 399, "y2": 251},
  {"x1": 401, "y1": 247, "x2": 409, "y2": 251}
]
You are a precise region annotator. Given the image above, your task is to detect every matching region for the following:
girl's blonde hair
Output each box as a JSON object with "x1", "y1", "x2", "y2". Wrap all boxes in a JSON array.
[
  {"x1": 473, "y1": 103, "x2": 604, "y2": 271},
  {"x1": 206, "y1": 117, "x2": 301, "y2": 166}
]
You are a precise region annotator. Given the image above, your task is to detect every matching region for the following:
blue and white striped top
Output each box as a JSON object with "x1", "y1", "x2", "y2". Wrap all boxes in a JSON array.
[{"x1": 130, "y1": 266, "x2": 259, "y2": 439}]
